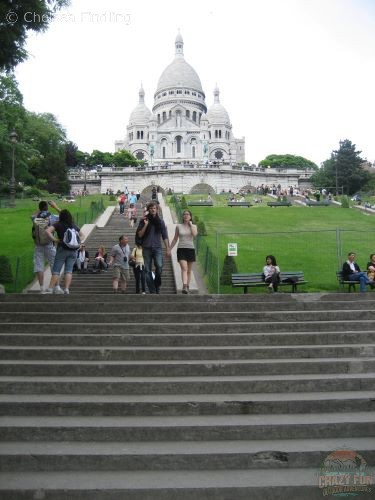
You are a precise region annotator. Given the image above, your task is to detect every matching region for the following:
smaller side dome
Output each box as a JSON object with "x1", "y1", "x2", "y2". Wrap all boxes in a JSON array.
[
  {"x1": 129, "y1": 85, "x2": 151, "y2": 125},
  {"x1": 206, "y1": 86, "x2": 230, "y2": 125}
]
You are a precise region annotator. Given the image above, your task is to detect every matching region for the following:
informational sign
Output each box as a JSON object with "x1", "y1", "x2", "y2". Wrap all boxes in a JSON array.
[{"x1": 228, "y1": 243, "x2": 237, "y2": 257}]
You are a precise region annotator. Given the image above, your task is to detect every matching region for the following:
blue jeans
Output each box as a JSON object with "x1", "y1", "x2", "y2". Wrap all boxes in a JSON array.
[
  {"x1": 348, "y1": 272, "x2": 370, "y2": 293},
  {"x1": 143, "y1": 247, "x2": 163, "y2": 293},
  {"x1": 52, "y1": 246, "x2": 77, "y2": 275}
]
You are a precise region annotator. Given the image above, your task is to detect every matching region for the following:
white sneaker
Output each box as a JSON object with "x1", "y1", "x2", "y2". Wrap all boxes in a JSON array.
[
  {"x1": 64, "y1": 289, "x2": 70, "y2": 294},
  {"x1": 42, "y1": 288, "x2": 53, "y2": 294},
  {"x1": 53, "y1": 287, "x2": 64, "y2": 294}
]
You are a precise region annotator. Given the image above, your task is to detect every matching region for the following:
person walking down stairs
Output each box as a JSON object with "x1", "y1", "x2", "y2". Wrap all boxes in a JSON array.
[
  {"x1": 169, "y1": 209, "x2": 198, "y2": 294},
  {"x1": 136, "y1": 202, "x2": 171, "y2": 294},
  {"x1": 108, "y1": 235, "x2": 131, "y2": 293}
]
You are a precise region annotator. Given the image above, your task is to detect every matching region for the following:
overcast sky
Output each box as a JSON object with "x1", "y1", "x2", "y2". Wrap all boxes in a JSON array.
[{"x1": 13, "y1": 0, "x2": 375, "y2": 166}]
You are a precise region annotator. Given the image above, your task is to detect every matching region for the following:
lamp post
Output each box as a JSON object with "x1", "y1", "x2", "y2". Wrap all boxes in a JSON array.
[{"x1": 9, "y1": 130, "x2": 18, "y2": 208}]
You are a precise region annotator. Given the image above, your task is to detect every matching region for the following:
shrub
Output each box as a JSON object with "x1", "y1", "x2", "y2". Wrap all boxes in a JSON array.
[
  {"x1": 197, "y1": 220, "x2": 207, "y2": 236},
  {"x1": 180, "y1": 196, "x2": 188, "y2": 209},
  {"x1": 220, "y1": 255, "x2": 238, "y2": 285},
  {"x1": 341, "y1": 196, "x2": 350, "y2": 208},
  {"x1": 0, "y1": 256, "x2": 13, "y2": 283},
  {"x1": 109, "y1": 195, "x2": 116, "y2": 201}
]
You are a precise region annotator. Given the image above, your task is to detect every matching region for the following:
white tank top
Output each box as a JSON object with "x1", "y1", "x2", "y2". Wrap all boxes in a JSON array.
[{"x1": 177, "y1": 224, "x2": 196, "y2": 249}]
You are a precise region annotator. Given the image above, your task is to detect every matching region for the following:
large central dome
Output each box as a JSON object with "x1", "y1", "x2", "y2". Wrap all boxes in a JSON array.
[{"x1": 156, "y1": 33, "x2": 203, "y2": 92}]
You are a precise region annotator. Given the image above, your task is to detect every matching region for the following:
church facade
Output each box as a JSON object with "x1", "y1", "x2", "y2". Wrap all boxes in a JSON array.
[{"x1": 115, "y1": 33, "x2": 245, "y2": 165}]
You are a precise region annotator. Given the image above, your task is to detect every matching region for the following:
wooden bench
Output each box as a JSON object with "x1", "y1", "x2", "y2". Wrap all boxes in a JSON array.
[
  {"x1": 227, "y1": 202, "x2": 252, "y2": 207},
  {"x1": 267, "y1": 202, "x2": 291, "y2": 207},
  {"x1": 306, "y1": 200, "x2": 330, "y2": 207},
  {"x1": 187, "y1": 201, "x2": 213, "y2": 206},
  {"x1": 232, "y1": 271, "x2": 307, "y2": 294},
  {"x1": 336, "y1": 271, "x2": 374, "y2": 292}
]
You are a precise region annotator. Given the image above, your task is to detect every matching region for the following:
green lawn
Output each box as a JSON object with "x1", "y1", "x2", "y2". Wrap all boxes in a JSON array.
[
  {"x1": 0, "y1": 195, "x2": 113, "y2": 292},
  {"x1": 169, "y1": 195, "x2": 375, "y2": 293}
]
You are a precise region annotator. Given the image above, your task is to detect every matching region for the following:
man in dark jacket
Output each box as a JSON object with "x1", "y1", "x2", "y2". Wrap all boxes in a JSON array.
[
  {"x1": 342, "y1": 252, "x2": 372, "y2": 293},
  {"x1": 136, "y1": 202, "x2": 170, "y2": 294}
]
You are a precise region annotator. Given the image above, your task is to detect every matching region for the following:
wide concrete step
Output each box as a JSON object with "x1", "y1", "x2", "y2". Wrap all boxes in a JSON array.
[
  {"x1": 0, "y1": 373, "x2": 374, "y2": 394},
  {"x1": 1, "y1": 331, "x2": 374, "y2": 347},
  {"x1": 1, "y1": 357, "x2": 374, "y2": 377},
  {"x1": 0, "y1": 412, "x2": 374, "y2": 441},
  {"x1": 0, "y1": 391, "x2": 374, "y2": 416},
  {"x1": 3, "y1": 467, "x2": 368, "y2": 500},
  {"x1": 1, "y1": 344, "x2": 374, "y2": 360},
  {"x1": 2, "y1": 320, "x2": 375, "y2": 334},
  {"x1": 1, "y1": 437, "x2": 374, "y2": 471},
  {"x1": 3, "y1": 300, "x2": 375, "y2": 312},
  {"x1": 2, "y1": 310, "x2": 375, "y2": 323},
  {"x1": 5, "y1": 293, "x2": 375, "y2": 302}
]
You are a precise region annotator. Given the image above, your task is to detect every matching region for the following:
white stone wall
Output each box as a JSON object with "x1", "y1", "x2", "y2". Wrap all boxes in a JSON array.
[{"x1": 98, "y1": 168, "x2": 312, "y2": 195}]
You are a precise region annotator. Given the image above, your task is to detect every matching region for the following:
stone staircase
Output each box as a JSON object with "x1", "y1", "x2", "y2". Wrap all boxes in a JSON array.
[
  {"x1": 69, "y1": 207, "x2": 176, "y2": 295},
  {"x1": 0, "y1": 293, "x2": 374, "y2": 499}
]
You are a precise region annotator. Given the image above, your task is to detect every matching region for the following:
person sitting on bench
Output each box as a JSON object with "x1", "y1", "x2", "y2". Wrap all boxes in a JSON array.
[
  {"x1": 263, "y1": 255, "x2": 280, "y2": 293},
  {"x1": 342, "y1": 251, "x2": 372, "y2": 293}
]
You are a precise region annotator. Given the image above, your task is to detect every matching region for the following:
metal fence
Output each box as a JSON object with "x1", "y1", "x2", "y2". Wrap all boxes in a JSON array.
[{"x1": 196, "y1": 229, "x2": 375, "y2": 294}]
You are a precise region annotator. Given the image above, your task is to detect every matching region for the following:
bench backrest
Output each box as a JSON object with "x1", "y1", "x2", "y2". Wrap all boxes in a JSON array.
[
  {"x1": 187, "y1": 201, "x2": 213, "y2": 206},
  {"x1": 232, "y1": 271, "x2": 305, "y2": 284}
]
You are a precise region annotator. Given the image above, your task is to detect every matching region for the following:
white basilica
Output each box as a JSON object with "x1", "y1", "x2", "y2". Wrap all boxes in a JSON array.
[{"x1": 115, "y1": 33, "x2": 245, "y2": 165}]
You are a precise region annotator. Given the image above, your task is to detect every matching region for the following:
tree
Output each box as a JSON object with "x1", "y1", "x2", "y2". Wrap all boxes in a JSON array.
[
  {"x1": 0, "y1": 0, "x2": 70, "y2": 71},
  {"x1": 113, "y1": 149, "x2": 139, "y2": 167},
  {"x1": 259, "y1": 154, "x2": 318, "y2": 170},
  {"x1": 311, "y1": 139, "x2": 370, "y2": 195}
]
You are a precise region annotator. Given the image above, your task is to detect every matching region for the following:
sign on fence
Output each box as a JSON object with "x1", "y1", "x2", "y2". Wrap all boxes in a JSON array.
[{"x1": 227, "y1": 243, "x2": 237, "y2": 257}]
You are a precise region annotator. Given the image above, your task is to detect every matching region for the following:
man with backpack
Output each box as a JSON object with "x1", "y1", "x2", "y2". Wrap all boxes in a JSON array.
[{"x1": 31, "y1": 200, "x2": 61, "y2": 293}]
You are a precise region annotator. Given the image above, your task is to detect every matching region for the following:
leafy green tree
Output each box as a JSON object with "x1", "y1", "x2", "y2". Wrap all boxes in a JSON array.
[
  {"x1": 65, "y1": 141, "x2": 78, "y2": 168},
  {"x1": 0, "y1": 0, "x2": 70, "y2": 71},
  {"x1": 311, "y1": 139, "x2": 370, "y2": 195},
  {"x1": 259, "y1": 154, "x2": 318, "y2": 170},
  {"x1": 88, "y1": 150, "x2": 114, "y2": 168},
  {"x1": 113, "y1": 149, "x2": 138, "y2": 167}
]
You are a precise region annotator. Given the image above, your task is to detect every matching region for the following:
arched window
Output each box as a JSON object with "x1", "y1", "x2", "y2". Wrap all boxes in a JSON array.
[
  {"x1": 137, "y1": 131, "x2": 140, "y2": 139},
  {"x1": 141, "y1": 131, "x2": 144, "y2": 139},
  {"x1": 157, "y1": 114, "x2": 160, "y2": 124},
  {"x1": 215, "y1": 130, "x2": 218, "y2": 139},
  {"x1": 176, "y1": 135, "x2": 182, "y2": 153},
  {"x1": 162, "y1": 147, "x2": 166, "y2": 159},
  {"x1": 169, "y1": 110, "x2": 172, "y2": 118},
  {"x1": 219, "y1": 130, "x2": 222, "y2": 139},
  {"x1": 186, "y1": 110, "x2": 190, "y2": 119},
  {"x1": 162, "y1": 111, "x2": 166, "y2": 121},
  {"x1": 192, "y1": 111, "x2": 197, "y2": 122},
  {"x1": 192, "y1": 146, "x2": 195, "y2": 159}
]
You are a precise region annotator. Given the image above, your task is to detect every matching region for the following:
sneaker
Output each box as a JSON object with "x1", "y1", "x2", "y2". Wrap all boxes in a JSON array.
[
  {"x1": 42, "y1": 288, "x2": 53, "y2": 294},
  {"x1": 182, "y1": 285, "x2": 188, "y2": 294},
  {"x1": 54, "y1": 286, "x2": 63, "y2": 293},
  {"x1": 142, "y1": 292, "x2": 146, "y2": 295},
  {"x1": 53, "y1": 287, "x2": 64, "y2": 294},
  {"x1": 64, "y1": 289, "x2": 70, "y2": 295}
]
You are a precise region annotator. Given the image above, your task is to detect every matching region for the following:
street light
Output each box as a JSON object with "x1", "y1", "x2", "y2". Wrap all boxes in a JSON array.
[{"x1": 9, "y1": 129, "x2": 18, "y2": 208}]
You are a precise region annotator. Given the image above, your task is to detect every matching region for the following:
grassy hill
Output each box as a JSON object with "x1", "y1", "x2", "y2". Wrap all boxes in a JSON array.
[{"x1": 170, "y1": 195, "x2": 375, "y2": 293}]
